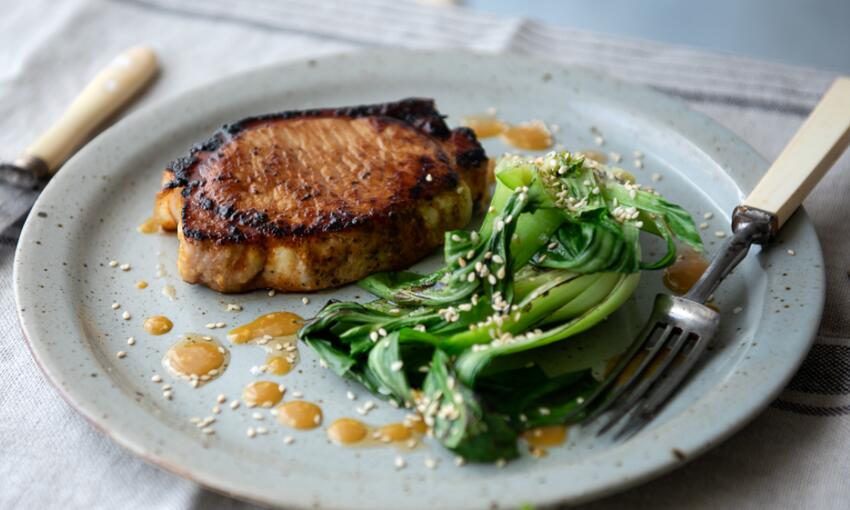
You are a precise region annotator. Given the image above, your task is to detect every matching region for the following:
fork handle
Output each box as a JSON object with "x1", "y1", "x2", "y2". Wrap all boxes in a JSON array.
[
  {"x1": 19, "y1": 46, "x2": 158, "y2": 176},
  {"x1": 742, "y1": 77, "x2": 850, "y2": 227}
]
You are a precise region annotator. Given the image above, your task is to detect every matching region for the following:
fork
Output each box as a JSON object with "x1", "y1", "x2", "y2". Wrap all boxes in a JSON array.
[{"x1": 572, "y1": 77, "x2": 850, "y2": 439}]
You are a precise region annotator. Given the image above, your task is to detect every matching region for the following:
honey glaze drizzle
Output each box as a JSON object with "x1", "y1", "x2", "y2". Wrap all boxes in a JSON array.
[
  {"x1": 228, "y1": 312, "x2": 303, "y2": 376},
  {"x1": 461, "y1": 114, "x2": 554, "y2": 150},
  {"x1": 326, "y1": 414, "x2": 427, "y2": 448},
  {"x1": 521, "y1": 425, "x2": 568, "y2": 457},
  {"x1": 460, "y1": 114, "x2": 508, "y2": 139},
  {"x1": 500, "y1": 121, "x2": 553, "y2": 151},
  {"x1": 163, "y1": 334, "x2": 228, "y2": 385},
  {"x1": 243, "y1": 380, "x2": 285, "y2": 408},
  {"x1": 663, "y1": 246, "x2": 710, "y2": 295},
  {"x1": 276, "y1": 400, "x2": 323, "y2": 430},
  {"x1": 137, "y1": 216, "x2": 164, "y2": 234},
  {"x1": 143, "y1": 315, "x2": 173, "y2": 335}
]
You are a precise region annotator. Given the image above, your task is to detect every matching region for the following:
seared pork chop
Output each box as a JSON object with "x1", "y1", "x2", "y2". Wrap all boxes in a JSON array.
[{"x1": 152, "y1": 98, "x2": 489, "y2": 292}]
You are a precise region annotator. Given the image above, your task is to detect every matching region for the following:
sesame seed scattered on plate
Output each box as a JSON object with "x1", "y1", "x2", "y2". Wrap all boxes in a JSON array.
[
  {"x1": 787, "y1": 249, "x2": 796, "y2": 256},
  {"x1": 302, "y1": 297, "x2": 310, "y2": 305},
  {"x1": 126, "y1": 337, "x2": 135, "y2": 346},
  {"x1": 116, "y1": 351, "x2": 127, "y2": 359},
  {"x1": 151, "y1": 374, "x2": 162, "y2": 383},
  {"x1": 283, "y1": 436, "x2": 294, "y2": 445},
  {"x1": 715, "y1": 231, "x2": 727, "y2": 238}
]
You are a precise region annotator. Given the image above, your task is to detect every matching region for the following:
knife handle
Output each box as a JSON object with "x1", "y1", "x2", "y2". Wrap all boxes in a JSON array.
[
  {"x1": 21, "y1": 46, "x2": 158, "y2": 175},
  {"x1": 742, "y1": 77, "x2": 850, "y2": 227}
]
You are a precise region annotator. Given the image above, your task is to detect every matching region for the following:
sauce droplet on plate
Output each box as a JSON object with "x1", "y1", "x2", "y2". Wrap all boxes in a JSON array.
[
  {"x1": 243, "y1": 380, "x2": 284, "y2": 407},
  {"x1": 163, "y1": 334, "x2": 228, "y2": 384},
  {"x1": 327, "y1": 418, "x2": 369, "y2": 445},
  {"x1": 137, "y1": 216, "x2": 164, "y2": 234},
  {"x1": 228, "y1": 311, "x2": 303, "y2": 344},
  {"x1": 460, "y1": 114, "x2": 507, "y2": 139},
  {"x1": 276, "y1": 400, "x2": 323, "y2": 430},
  {"x1": 229, "y1": 312, "x2": 303, "y2": 376},
  {"x1": 521, "y1": 425, "x2": 568, "y2": 448},
  {"x1": 135, "y1": 280, "x2": 149, "y2": 289},
  {"x1": 577, "y1": 150, "x2": 608, "y2": 164},
  {"x1": 500, "y1": 121, "x2": 553, "y2": 151},
  {"x1": 144, "y1": 315, "x2": 173, "y2": 335},
  {"x1": 264, "y1": 354, "x2": 292, "y2": 375},
  {"x1": 663, "y1": 247, "x2": 710, "y2": 295}
]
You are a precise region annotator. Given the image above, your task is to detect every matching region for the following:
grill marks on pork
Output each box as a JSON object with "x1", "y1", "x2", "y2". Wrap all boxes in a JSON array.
[{"x1": 153, "y1": 98, "x2": 488, "y2": 292}]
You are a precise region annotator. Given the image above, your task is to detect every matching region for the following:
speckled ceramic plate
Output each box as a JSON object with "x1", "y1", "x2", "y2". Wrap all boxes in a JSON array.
[{"x1": 14, "y1": 50, "x2": 824, "y2": 509}]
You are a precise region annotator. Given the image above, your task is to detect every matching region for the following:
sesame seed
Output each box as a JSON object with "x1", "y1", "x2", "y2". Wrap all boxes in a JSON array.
[
  {"x1": 594, "y1": 135, "x2": 605, "y2": 146},
  {"x1": 346, "y1": 390, "x2": 356, "y2": 400},
  {"x1": 226, "y1": 303, "x2": 242, "y2": 311},
  {"x1": 538, "y1": 407, "x2": 551, "y2": 416},
  {"x1": 205, "y1": 323, "x2": 216, "y2": 329},
  {"x1": 634, "y1": 160, "x2": 644, "y2": 169},
  {"x1": 378, "y1": 328, "x2": 388, "y2": 337},
  {"x1": 455, "y1": 456, "x2": 466, "y2": 467},
  {"x1": 733, "y1": 306, "x2": 743, "y2": 314},
  {"x1": 715, "y1": 231, "x2": 727, "y2": 238},
  {"x1": 163, "y1": 390, "x2": 173, "y2": 400},
  {"x1": 215, "y1": 322, "x2": 225, "y2": 328},
  {"x1": 268, "y1": 290, "x2": 276, "y2": 297},
  {"x1": 161, "y1": 384, "x2": 172, "y2": 391},
  {"x1": 202, "y1": 427, "x2": 215, "y2": 435},
  {"x1": 609, "y1": 151, "x2": 622, "y2": 163},
  {"x1": 424, "y1": 457, "x2": 438, "y2": 469},
  {"x1": 467, "y1": 272, "x2": 476, "y2": 282},
  {"x1": 369, "y1": 331, "x2": 379, "y2": 342},
  {"x1": 230, "y1": 400, "x2": 240, "y2": 410},
  {"x1": 703, "y1": 212, "x2": 714, "y2": 220},
  {"x1": 119, "y1": 263, "x2": 131, "y2": 271},
  {"x1": 111, "y1": 302, "x2": 120, "y2": 310},
  {"x1": 391, "y1": 361, "x2": 404, "y2": 372},
  {"x1": 121, "y1": 311, "x2": 131, "y2": 320},
  {"x1": 256, "y1": 426, "x2": 268, "y2": 435},
  {"x1": 212, "y1": 405, "x2": 221, "y2": 414},
  {"x1": 151, "y1": 374, "x2": 162, "y2": 383},
  {"x1": 787, "y1": 249, "x2": 796, "y2": 256},
  {"x1": 252, "y1": 412, "x2": 264, "y2": 420},
  {"x1": 292, "y1": 390, "x2": 303, "y2": 398},
  {"x1": 394, "y1": 456, "x2": 406, "y2": 470},
  {"x1": 699, "y1": 222, "x2": 709, "y2": 230},
  {"x1": 651, "y1": 173, "x2": 662, "y2": 182},
  {"x1": 246, "y1": 428, "x2": 256, "y2": 438},
  {"x1": 633, "y1": 150, "x2": 644, "y2": 159},
  {"x1": 116, "y1": 351, "x2": 127, "y2": 359},
  {"x1": 425, "y1": 174, "x2": 433, "y2": 182},
  {"x1": 108, "y1": 260, "x2": 119, "y2": 267},
  {"x1": 496, "y1": 458, "x2": 507, "y2": 468},
  {"x1": 216, "y1": 394, "x2": 227, "y2": 404},
  {"x1": 302, "y1": 297, "x2": 310, "y2": 305},
  {"x1": 126, "y1": 337, "x2": 135, "y2": 346}
]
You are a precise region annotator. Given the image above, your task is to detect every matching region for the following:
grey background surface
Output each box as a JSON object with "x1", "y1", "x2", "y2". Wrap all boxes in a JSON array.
[{"x1": 466, "y1": 0, "x2": 850, "y2": 73}]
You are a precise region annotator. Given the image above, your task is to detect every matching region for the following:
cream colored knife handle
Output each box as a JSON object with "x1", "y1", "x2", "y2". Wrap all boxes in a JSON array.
[
  {"x1": 742, "y1": 77, "x2": 850, "y2": 227},
  {"x1": 23, "y1": 46, "x2": 158, "y2": 173}
]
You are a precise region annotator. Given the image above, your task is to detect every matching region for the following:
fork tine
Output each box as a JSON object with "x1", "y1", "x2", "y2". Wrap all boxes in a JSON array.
[
  {"x1": 614, "y1": 333, "x2": 712, "y2": 439},
  {"x1": 584, "y1": 323, "x2": 676, "y2": 425},
  {"x1": 596, "y1": 324, "x2": 676, "y2": 435},
  {"x1": 558, "y1": 313, "x2": 663, "y2": 423},
  {"x1": 596, "y1": 327, "x2": 694, "y2": 435}
]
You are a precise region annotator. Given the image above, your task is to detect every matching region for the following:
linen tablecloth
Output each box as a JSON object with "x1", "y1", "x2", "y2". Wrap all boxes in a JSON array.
[{"x1": 2, "y1": 1, "x2": 849, "y2": 508}]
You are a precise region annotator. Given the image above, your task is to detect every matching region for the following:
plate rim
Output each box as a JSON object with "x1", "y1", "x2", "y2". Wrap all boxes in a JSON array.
[{"x1": 13, "y1": 48, "x2": 825, "y2": 509}]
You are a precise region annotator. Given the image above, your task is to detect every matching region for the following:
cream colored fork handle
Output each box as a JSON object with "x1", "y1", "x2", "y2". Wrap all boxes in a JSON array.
[
  {"x1": 23, "y1": 46, "x2": 158, "y2": 173},
  {"x1": 743, "y1": 77, "x2": 850, "y2": 227}
]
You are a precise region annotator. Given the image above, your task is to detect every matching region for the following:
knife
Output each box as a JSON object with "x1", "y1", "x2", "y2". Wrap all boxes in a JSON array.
[{"x1": 0, "y1": 46, "x2": 158, "y2": 234}]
